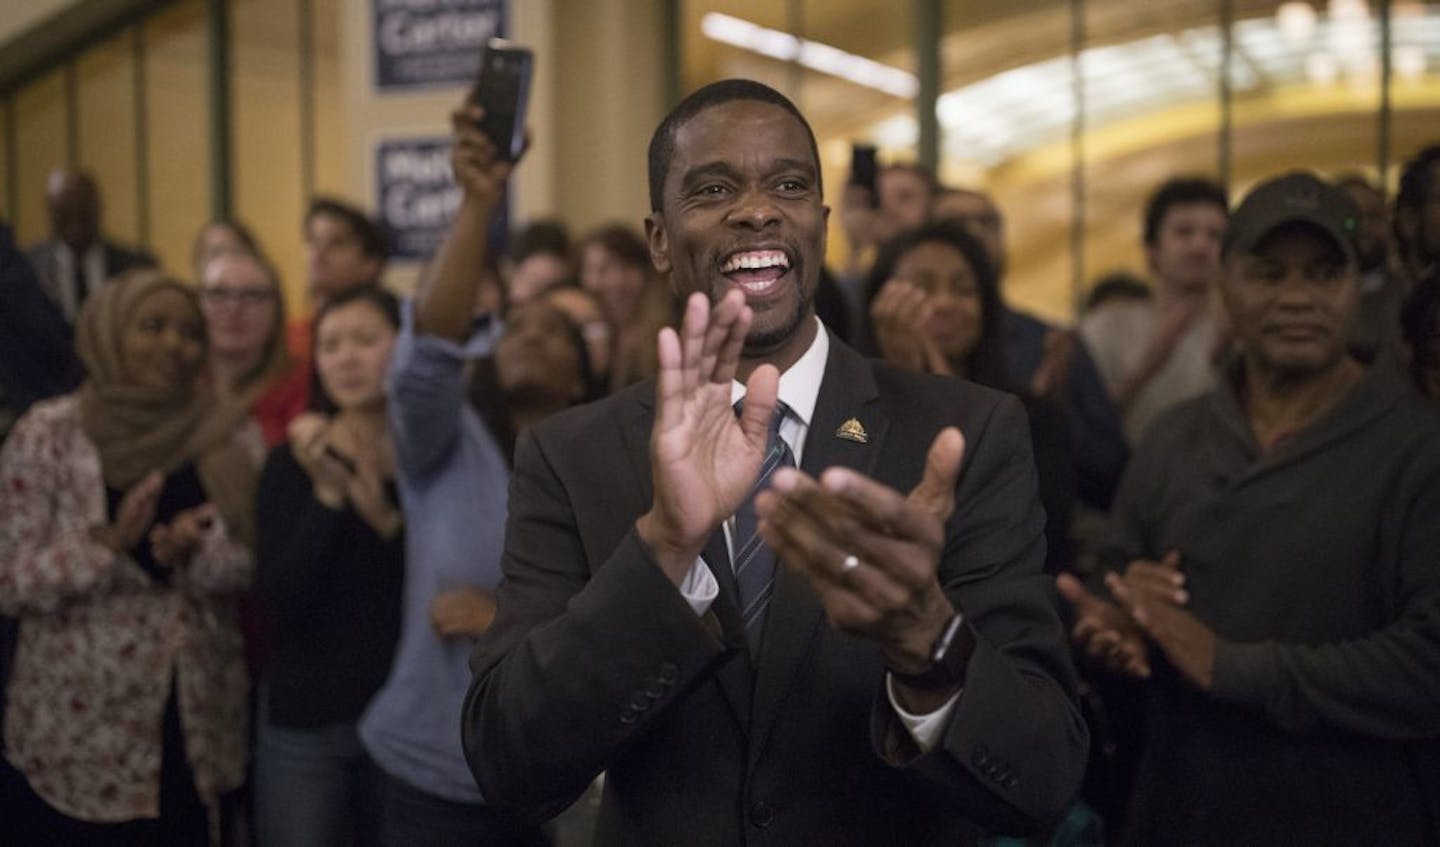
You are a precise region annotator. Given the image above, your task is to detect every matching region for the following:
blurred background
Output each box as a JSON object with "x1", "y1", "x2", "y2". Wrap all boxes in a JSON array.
[{"x1": 1, "y1": 0, "x2": 1435, "y2": 321}]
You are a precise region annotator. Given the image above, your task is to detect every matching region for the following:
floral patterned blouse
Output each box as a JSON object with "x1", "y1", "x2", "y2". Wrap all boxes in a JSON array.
[{"x1": 0, "y1": 394, "x2": 251, "y2": 834}]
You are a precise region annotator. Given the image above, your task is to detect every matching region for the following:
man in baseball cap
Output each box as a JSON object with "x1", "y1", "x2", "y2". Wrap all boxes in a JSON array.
[
  {"x1": 1059, "y1": 170, "x2": 1440, "y2": 844},
  {"x1": 1224, "y1": 171, "x2": 1360, "y2": 263}
]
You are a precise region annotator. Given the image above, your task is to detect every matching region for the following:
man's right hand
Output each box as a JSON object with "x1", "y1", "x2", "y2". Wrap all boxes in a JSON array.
[
  {"x1": 1056, "y1": 572, "x2": 1151, "y2": 678},
  {"x1": 636, "y1": 289, "x2": 779, "y2": 585}
]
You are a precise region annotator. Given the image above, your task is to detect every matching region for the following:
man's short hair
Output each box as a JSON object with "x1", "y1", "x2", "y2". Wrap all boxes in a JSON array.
[
  {"x1": 647, "y1": 79, "x2": 821, "y2": 213},
  {"x1": 306, "y1": 196, "x2": 389, "y2": 260},
  {"x1": 1142, "y1": 177, "x2": 1229, "y2": 247}
]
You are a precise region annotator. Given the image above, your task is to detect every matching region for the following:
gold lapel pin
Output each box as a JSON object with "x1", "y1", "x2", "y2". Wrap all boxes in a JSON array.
[{"x1": 835, "y1": 418, "x2": 868, "y2": 444}]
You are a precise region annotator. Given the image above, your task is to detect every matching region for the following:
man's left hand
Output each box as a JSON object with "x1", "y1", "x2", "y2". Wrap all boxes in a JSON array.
[
  {"x1": 756, "y1": 428, "x2": 966, "y2": 704},
  {"x1": 1106, "y1": 570, "x2": 1217, "y2": 691}
]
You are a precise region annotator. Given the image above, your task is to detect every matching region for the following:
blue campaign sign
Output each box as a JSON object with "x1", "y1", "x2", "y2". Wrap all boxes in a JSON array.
[
  {"x1": 374, "y1": 0, "x2": 506, "y2": 92},
  {"x1": 374, "y1": 137, "x2": 510, "y2": 263},
  {"x1": 376, "y1": 138, "x2": 461, "y2": 262}
]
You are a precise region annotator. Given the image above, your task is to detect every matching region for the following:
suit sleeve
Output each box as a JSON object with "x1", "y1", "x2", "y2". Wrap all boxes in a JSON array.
[
  {"x1": 461, "y1": 427, "x2": 732, "y2": 819},
  {"x1": 871, "y1": 394, "x2": 1089, "y2": 832}
]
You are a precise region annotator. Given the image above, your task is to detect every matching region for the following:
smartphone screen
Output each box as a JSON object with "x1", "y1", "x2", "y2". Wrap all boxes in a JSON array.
[
  {"x1": 849, "y1": 143, "x2": 878, "y2": 206},
  {"x1": 471, "y1": 39, "x2": 533, "y2": 161}
]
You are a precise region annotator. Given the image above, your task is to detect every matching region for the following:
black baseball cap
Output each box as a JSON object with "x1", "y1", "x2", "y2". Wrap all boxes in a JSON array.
[{"x1": 1223, "y1": 172, "x2": 1361, "y2": 262}]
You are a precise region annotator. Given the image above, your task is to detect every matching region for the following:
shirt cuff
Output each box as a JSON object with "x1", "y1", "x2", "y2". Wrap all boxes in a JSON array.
[
  {"x1": 399, "y1": 297, "x2": 502, "y2": 358},
  {"x1": 678, "y1": 557, "x2": 719, "y2": 616},
  {"x1": 886, "y1": 674, "x2": 961, "y2": 753}
]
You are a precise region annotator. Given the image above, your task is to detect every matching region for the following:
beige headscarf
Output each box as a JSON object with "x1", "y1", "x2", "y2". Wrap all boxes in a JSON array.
[{"x1": 76, "y1": 268, "x2": 258, "y2": 546}]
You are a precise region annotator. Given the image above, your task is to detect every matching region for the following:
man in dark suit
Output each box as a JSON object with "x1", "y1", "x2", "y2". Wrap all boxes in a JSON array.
[
  {"x1": 0, "y1": 220, "x2": 82, "y2": 437},
  {"x1": 462, "y1": 80, "x2": 1087, "y2": 845},
  {"x1": 25, "y1": 169, "x2": 155, "y2": 325}
]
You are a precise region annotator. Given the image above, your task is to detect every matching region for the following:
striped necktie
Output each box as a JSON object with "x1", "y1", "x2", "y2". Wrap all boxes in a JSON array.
[{"x1": 731, "y1": 400, "x2": 794, "y2": 652}]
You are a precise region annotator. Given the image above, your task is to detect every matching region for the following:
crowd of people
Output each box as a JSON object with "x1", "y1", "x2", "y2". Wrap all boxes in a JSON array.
[{"x1": 0, "y1": 74, "x2": 1437, "y2": 847}]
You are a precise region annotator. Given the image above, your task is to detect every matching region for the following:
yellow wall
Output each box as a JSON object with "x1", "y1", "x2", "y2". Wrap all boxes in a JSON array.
[
  {"x1": 12, "y1": 69, "x2": 67, "y2": 246},
  {"x1": 232, "y1": 0, "x2": 306, "y2": 312},
  {"x1": 76, "y1": 30, "x2": 140, "y2": 245},
  {"x1": 143, "y1": 0, "x2": 211, "y2": 278}
]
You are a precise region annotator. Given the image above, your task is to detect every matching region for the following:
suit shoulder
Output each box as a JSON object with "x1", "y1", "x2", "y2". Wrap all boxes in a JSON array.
[{"x1": 524, "y1": 379, "x2": 652, "y2": 450}]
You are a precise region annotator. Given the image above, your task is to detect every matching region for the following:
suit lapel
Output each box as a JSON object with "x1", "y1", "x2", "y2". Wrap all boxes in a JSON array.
[
  {"x1": 749, "y1": 338, "x2": 888, "y2": 762},
  {"x1": 631, "y1": 391, "x2": 754, "y2": 732}
]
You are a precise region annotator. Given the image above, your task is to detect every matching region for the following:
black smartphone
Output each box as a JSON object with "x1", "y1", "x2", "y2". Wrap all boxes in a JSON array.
[
  {"x1": 849, "y1": 143, "x2": 878, "y2": 207},
  {"x1": 470, "y1": 38, "x2": 533, "y2": 161}
]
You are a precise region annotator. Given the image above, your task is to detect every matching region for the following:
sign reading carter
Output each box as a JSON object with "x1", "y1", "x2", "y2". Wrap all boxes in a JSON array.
[
  {"x1": 373, "y1": 0, "x2": 505, "y2": 91},
  {"x1": 375, "y1": 137, "x2": 461, "y2": 261}
]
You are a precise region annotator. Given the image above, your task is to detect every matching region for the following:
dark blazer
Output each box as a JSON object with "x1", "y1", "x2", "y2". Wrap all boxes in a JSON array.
[
  {"x1": 463, "y1": 335, "x2": 1088, "y2": 846},
  {"x1": 25, "y1": 238, "x2": 157, "y2": 324},
  {"x1": 0, "y1": 226, "x2": 81, "y2": 423}
]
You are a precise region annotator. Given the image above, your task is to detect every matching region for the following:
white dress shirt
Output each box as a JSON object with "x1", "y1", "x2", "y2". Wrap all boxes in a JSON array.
[
  {"x1": 675, "y1": 317, "x2": 961, "y2": 750},
  {"x1": 49, "y1": 242, "x2": 106, "y2": 323}
]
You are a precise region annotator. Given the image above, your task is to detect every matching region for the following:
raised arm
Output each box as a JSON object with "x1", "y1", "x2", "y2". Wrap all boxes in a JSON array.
[{"x1": 415, "y1": 104, "x2": 514, "y2": 342}]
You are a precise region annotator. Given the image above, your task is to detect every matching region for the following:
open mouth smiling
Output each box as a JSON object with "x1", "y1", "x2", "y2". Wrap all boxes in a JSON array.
[{"x1": 720, "y1": 249, "x2": 793, "y2": 299}]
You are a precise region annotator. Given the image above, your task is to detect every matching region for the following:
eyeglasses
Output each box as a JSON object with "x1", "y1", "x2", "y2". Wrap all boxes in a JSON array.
[{"x1": 201, "y1": 287, "x2": 275, "y2": 307}]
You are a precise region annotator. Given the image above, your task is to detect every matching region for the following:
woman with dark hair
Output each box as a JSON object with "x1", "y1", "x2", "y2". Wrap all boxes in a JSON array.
[
  {"x1": 252, "y1": 286, "x2": 405, "y2": 847},
  {"x1": 867, "y1": 222, "x2": 1076, "y2": 575},
  {"x1": 0, "y1": 269, "x2": 255, "y2": 845},
  {"x1": 466, "y1": 295, "x2": 602, "y2": 462}
]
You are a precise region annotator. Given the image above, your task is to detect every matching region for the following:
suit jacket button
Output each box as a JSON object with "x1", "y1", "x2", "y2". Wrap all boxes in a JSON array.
[
  {"x1": 644, "y1": 680, "x2": 666, "y2": 698},
  {"x1": 630, "y1": 693, "x2": 652, "y2": 711},
  {"x1": 750, "y1": 801, "x2": 774, "y2": 828},
  {"x1": 619, "y1": 708, "x2": 637, "y2": 725},
  {"x1": 658, "y1": 662, "x2": 679, "y2": 684}
]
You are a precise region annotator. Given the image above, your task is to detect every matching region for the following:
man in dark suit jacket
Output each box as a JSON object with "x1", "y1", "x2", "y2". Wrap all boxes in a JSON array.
[
  {"x1": 25, "y1": 169, "x2": 155, "y2": 325},
  {"x1": 461, "y1": 80, "x2": 1087, "y2": 845},
  {"x1": 0, "y1": 220, "x2": 82, "y2": 435}
]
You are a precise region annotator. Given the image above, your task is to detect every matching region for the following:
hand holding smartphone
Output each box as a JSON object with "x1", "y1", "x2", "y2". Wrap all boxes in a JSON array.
[{"x1": 470, "y1": 38, "x2": 533, "y2": 161}]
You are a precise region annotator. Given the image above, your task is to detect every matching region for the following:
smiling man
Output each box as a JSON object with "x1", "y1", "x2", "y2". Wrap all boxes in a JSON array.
[
  {"x1": 1060, "y1": 172, "x2": 1440, "y2": 844},
  {"x1": 462, "y1": 80, "x2": 1086, "y2": 845}
]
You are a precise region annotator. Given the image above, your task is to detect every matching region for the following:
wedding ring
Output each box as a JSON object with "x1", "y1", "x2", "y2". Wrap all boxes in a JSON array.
[{"x1": 841, "y1": 554, "x2": 860, "y2": 573}]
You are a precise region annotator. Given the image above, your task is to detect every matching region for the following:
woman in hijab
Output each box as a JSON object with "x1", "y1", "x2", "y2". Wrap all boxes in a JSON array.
[{"x1": 0, "y1": 268, "x2": 257, "y2": 845}]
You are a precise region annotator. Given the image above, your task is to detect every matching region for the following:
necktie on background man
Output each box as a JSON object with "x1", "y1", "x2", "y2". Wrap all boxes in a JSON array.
[
  {"x1": 70, "y1": 258, "x2": 88, "y2": 321},
  {"x1": 730, "y1": 400, "x2": 794, "y2": 653}
]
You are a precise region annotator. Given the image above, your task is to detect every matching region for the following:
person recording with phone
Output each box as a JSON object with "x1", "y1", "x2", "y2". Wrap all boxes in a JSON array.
[
  {"x1": 352, "y1": 87, "x2": 549, "y2": 844},
  {"x1": 252, "y1": 287, "x2": 406, "y2": 847}
]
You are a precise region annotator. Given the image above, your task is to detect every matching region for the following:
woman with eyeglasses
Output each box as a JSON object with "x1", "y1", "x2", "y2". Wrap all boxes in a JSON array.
[{"x1": 197, "y1": 248, "x2": 309, "y2": 448}]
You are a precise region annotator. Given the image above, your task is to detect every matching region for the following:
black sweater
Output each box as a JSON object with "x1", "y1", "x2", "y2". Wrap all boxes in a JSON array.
[
  {"x1": 1101, "y1": 362, "x2": 1440, "y2": 845},
  {"x1": 255, "y1": 444, "x2": 404, "y2": 728}
]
